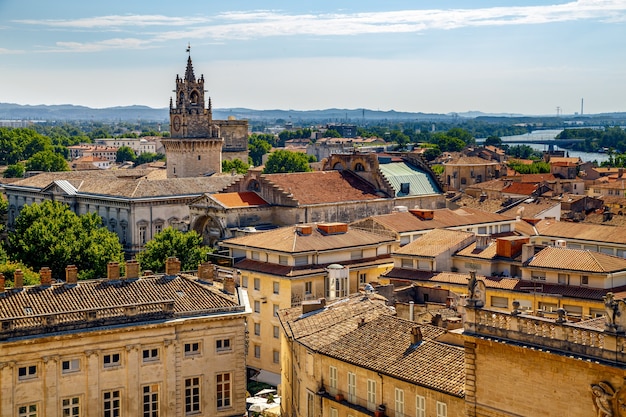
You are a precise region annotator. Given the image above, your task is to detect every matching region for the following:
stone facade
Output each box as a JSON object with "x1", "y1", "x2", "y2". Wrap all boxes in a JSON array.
[{"x1": 163, "y1": 53, "x2": 248, "y2": 178}]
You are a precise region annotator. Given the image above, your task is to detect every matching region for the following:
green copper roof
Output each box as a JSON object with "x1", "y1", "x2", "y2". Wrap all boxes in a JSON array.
[{"x1": 378, "y1": 161, "x2": 441, "y2": 197}]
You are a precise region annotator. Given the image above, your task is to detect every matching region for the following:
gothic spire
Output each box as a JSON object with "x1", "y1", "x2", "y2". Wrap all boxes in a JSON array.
[{"x1": 184, "y1": 43, "x2": 195, "y2": 82}]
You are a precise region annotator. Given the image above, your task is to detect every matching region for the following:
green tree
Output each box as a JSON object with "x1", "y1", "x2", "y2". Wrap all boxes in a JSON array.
[
  {"x1": 26, "y1": 150, "x2": 69, "y2": 172},
  {"x1": 3, "y1": 163, "x2": 25, "y2": 178},
  {"x1": 248, "y1": 136, "x2": 273, "y2": 166},
  {"x1": 7, "y1": 201, "x2": 123, "y2": 279},
  {"x1": 116, "y1": 146, "x2": 137, "y2": 163},
  {"x1": 263, "y1": 150, "x2": 312, "y2": 174},
  {"x1": 324, "y1": 129, "x2": 342, "y2": 138},
  {"x1": 137, "y1": 227, "x2": 211, "y2": 273},
  {"x1": 422, "y1": 147, "x2": 442, "y2": 162},
  {"x1": 222, "y1": 158, "x2": 249, "y2": 174},
  {"x1": 135, "y1": 152, "x2": 165, "y2": 166},
  {"x1": 388, "y1": 130, "x2": 410, "y2": 147},
  {"x1": 484, "y1": 136, "x2": 503, "y2": 147}
]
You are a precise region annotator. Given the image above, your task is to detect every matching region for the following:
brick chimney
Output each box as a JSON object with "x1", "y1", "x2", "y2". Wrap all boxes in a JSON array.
[
  {"x1": 198, "y1": 262, "x2": 215, "y2": 282},
  {"x1": 126, "y1": 260, "x2": 139, "y2": 279},
  {"x1": 223, "y1": 275, "x2": 235, "y2": 294},
  {"x1": 165, "y1": 257, "x2": 181, "y2": 276},
  {"x1": 65, "y1": 265, "x2": 78, "y2": 285},
  {"x1": 107, "y1": 262, "x2": 120, "y2": 280},
  {"x1": 14, "y1": 269, "x2": 24, "y2": 289},
  {"x1": 410, "y1": 326, "x2": 423, "y2": 345},
  {"x1": 40, "y1": 267, "x2": 52, "y2": 287},
  {"x1": 302, "y1": 298, "x2": 326, "y2": 314},
  {"x1": 0, "y1": 273, "x2": 5, "y2": 296},
  {"x1": 521, "y1": 244, "x2": 535, "y2": 264}
]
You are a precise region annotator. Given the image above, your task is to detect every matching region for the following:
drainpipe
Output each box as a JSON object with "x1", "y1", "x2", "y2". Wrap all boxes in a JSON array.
[{"x1": 409, "y1": 301, "x2": 415, "y2": 321}]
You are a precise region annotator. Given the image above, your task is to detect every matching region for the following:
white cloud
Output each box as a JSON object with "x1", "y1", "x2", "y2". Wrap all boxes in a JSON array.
[{"x1": 49, "y1": 38, "x2": 153, "y2": 53}]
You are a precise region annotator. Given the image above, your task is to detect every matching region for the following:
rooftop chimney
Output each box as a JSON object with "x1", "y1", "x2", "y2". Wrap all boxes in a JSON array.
[
  {"x1": 198, "y1": 262, "x2": 215, "y2": 282},
  {"x1": 0, "y1": 273, "x2": 5, "y2": 296},
  {"x1": 521, "y1": 244, "x2": 535, "y2": 264},
  {"x1": 475, "y1": 234, "x2": 490, "y2": 250},
  {"x1": 40, "y1": 267, "x2": 52, "y2": 287},
  {"x1": 296, "y1": 225, "x2": 313, "y2": 235},
  {"x1": 65, "y1": 265, "x2": 78, "y2": 285},
  {"x1": 223, "y1": 275, "x2": 235, "y2": 295},
  {"x1": 126, "y1": 260, "x2": 139, "y2": 279},
  {"x1": 409, "y1": 209, "x2": 434, "y2": 220},
  {"x1": 165, "y1": 257, "x2": 181, "y2": 276},
  {"x1": 107, "y1": 262, "x2": 120, "y2": 280},
  {"x1": 410, "y1": 326, "x2": 423, "y2": 345},
  {"x1": 302, "y1": 298, "x2": 326, "y2": 314},
  {"x1": 14, "y1": 269, "x2": 24, "y2": 290}
]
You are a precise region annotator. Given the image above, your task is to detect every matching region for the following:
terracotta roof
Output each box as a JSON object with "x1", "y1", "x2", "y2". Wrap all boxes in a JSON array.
[
  {"x1": 395, "y1": 229, "x2": 474, "y2": 257},
  {"x1": 7, "y1": 170, "x2": 240, "y2": 198},
  {"x1": 527, "y1": 246, "x2": 626, "y2": 273},
  {"x1": 260, "y1": 171, "x2": 380, "y2": 205},
  {"x1": 223, "y1": 224, "x2": 395, "y2": 254},
  {"x1": 518, "y1": 174, "x2": 557, "y2": 182},
  {"x1": 534, "y1": 219, "x2": 626, "y2": 245},
  {"x1": 549, "y1": 157, "x2": 582, "y2": 165},
  {"x1": 444, "y1": 156, "x2": 499, "y2": 166},
  {"x1": 465, "y1": 179, "x2": 507, "y2": 192},
  {"x1": 455, "y1": 241, "x2": 499, "y2": 260},
  {"x1": 0, "y1": 275, "x2": 244, "y2": 338},
  {"x1": 318, "y1": 315, "x2": 465, "y2": 397},
  {"x1": 500, "y1": 200, "x2": 560, "y2": 219},
  {"x1": 211, "y1": 192, "x2": 268, "y2": 208},
  {"x1": 354, "y1": 207, "x2": 515, "y2": 234},
  {"x1": 502, "y1": 182, "x2": 538, "y2": 196}
]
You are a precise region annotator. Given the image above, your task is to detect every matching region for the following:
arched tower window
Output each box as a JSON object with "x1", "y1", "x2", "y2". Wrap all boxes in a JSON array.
[
  {"x1": 354, "y1": 162, "x2": 365, "y2": 172},
  {"x1": 178, "y1": 92, "x2": 185, "y2": 105},
  {"x1": 190, "y1": 90, "x2": 199, "y2": 105}
]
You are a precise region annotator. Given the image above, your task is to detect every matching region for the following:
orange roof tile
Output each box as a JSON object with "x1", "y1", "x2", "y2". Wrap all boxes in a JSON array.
[
  {"x1": 395, "y1": 229, "x2": 474, "y2": 257},
  {"x1": 212, "y1": 192, "x2": 268, "y2": 207},
  {"x1": 527, "y1": 246, "x2": 626, "y2": 273}
]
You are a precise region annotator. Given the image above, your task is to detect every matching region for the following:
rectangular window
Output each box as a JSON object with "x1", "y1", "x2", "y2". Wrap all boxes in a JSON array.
[
  {"x1": 139, "y1": 226, "x2": 147, "y2": 244},
  {"x1": 531, "y1": 271, "x2": 546, "y2": 281},
  {"x1": 142, "y1": 348, "x2": 159, "y2": 363},
  {"x1": 273, "y1": 350, "x2": 280, "y2": 364},
  {"x1": 295, "y1": 255, "x2": 308, "y2": 266},
  {"x1": 329, "y1": 366, "x2": 337, "y2": 394},
  {"x1": 103, "y1": 353, "x2": 121, "y2": 368},
  {"x1": 62, "y1": 359, "x2": 80, "y2": 374},
  {"x1": 254, "y1": 278, "x2": 260, "y2": 291},
  {"x1": 279, "y1": 255, "x2": 288, "y2": 265},
  {"x1": 251, "y1": 251, "x2": 260, "y2": 260},
  {"x1": 582, "y1": 275, "x2": 589, "y2": 285},
  {"x1": 254, "y1": 322, "x2": 261, "y2": 336},
  {"x1": 395, "y1": 388, "x2": 404, "y2": 417},
  {"x1": 330, "y1": 408, "x2": 338, "y2": 417},
  {"x1": 305, "y1": 281, "x2": 312, "y2": 295},
  {"x1": 273, "y1": 304, "x2": 279, "y2": 317},
  {"x1": 307, "y1": 391, "x2": 315, "y2": 417},
  {"x1": 103, "y1": 390, "x2": 121, "y2": 417},
  {"x1": 477, "y1": 226, "x2": 487, "y2": 234},
  {"x1": 254, "y1": 345, "x2": 261, "y2": 358},
  {"x1": 242, "y1": 276, "x2": 248, "y2": 288},
  {"x1": 185, "y1": 377, "x2": 201, "y2": 415},
  {"x1": 184, "y1": 342, "x2": 201, "y2": 357},
  {"x1": 490, "y1": 296, "x2": 508, "y2": 309},
  {"x1": 359, "y1": 273, "x2": 367, "y2": 285},
  {"x1": 367, "y1": 379, "x2": 376, "y2": 411},
  {"x1": 401, "y1": 259, "x2": 413, "y2": 269},
  {"x1": 416, "y1": 395, "x2": 425, "y2": 417},
  {"x1": 273, "y1": 325, "x2": 280, "y2": 339},
  {"x1": 18, "y1": 365, "x2": 37, "y2": 380},
  {"x1": 216, "y1": 373, "x2": 231, "y2": 409},
  {"x1": 216, "y1": 338, "x2": 231, "y2": 352},
  {"x1": 143, "y1": 384, "x2": 159, "y2": 417},
  {"x1": 62, "y1": 397, "x2": 80, "y2": 417},
  {"x1": 350, "y1": 250, "x2": 363, "y2": 260},
  {"x1": 436, "y1": 401, "x2": 447, "y2": 417},
  {"x1": 347, "y1": 372, "x2": 356, "y2": 403},
  {"x1": 273, "y1": 281, "x2": 280, "y2": 294},
  {"x1": 18, "y1": 404, "x2": 37, "y2": 417},
  {"x1": 558, "y1": 273, "x2": 568, "y2": 285},
  {"x1": 155, "y1": 224, "x2": 162, "y2": 235},
  {"x1": 254, "y1": 301, "x2": 261, "y2": 313}
]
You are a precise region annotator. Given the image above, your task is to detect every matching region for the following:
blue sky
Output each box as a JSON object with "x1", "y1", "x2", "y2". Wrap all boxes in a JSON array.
[{"x1": 1, "y1": 0, "x2": 625, "y2": 115}]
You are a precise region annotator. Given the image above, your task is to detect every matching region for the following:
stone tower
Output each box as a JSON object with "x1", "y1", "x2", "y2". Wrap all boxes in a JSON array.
[{"x1": 162, "y1": 50, "x2": 248, "y2": 178}]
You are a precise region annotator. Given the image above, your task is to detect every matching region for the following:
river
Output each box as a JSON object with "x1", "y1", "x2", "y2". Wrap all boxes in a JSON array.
[{"x1": 500, "y1": 129, "x2": 609, "y2": 164}]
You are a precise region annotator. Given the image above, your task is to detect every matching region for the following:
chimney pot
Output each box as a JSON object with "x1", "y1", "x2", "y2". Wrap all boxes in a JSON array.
[
  {"x1": 410, "y1": 326, "x2": 423, "y2": 345},
  {"x1": 65, "y1": 265, "x2": 78, "y2": 285},
  {"x1": 14, "y1": 269, "x2": 24, "y2": 289},
  {"x1": 165, "y1": 257, "x2": 181, "y2": 276},
  {"x1": 125, "y1": 260, "x2": 139, "y2": 279},
  {"x1": 40, "y1": 267, "x2": 52, "y2": 286},
  {"x1": 107, "y1": 262, "x2": 120, "y2": 280},
  {"x1": 223, "y1": 276, "x2": 235, "y2": 294},
  {"x1": 198, "y1": 262, "x2": 215, "y2": 282}
]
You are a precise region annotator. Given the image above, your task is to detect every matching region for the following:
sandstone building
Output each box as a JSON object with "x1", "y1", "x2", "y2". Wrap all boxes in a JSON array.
[
  {"x1": 162, "y1": 52, "x2": 248, "y2": 178},
  {"x1": 0, "y1": 259, "x2": 250, "y2": 417}
]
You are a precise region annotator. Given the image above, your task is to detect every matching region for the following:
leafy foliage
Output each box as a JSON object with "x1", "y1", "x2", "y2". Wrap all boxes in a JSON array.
[
  {"x1": 0, "y1": 262, "x2": 40, "y2": 287},
  {"x1": 263, "y1": 150, "x2": 313, "y2": 174},
  {"x1": 3, "y1": 163, "x2": 25, "y2": 178},
  {"x1": 248, "y1": 136, "x2": 273, "y2": 166},
  {"x1": 508, "y1": 161, "x2": 550, "y2": 174},
  {"x1": 116, "y1": 146, "x2": 137, "y2": 163},
  {"x1": 7, "y1": 201, "x2": 123, "y2": 280},
  {"x1": 26, "y1": 150, "x2": 70, "y2": 172},
  {"x1": 137, "y1": 227, "x2": 212, "y2": 273},
  {"x1": 277, "y1": 128, "x2": 311, "y2": 146},
  {"x1": 222, "y1": 158, "x2": 249, "y2": 174},
  {"x1": 506, "y1": 144, "x2": 542, "y2": 159},
  {"x1": 135, "y1": 152, "x2": 165, "y2": 165}
]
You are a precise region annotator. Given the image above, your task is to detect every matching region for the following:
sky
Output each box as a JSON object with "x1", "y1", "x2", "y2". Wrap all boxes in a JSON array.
[{"x1": 1, "y1": 0, "x2": 625, "y2": 115}]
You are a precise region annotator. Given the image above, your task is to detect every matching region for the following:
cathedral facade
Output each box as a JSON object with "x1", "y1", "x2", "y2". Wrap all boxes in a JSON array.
[{"x1": 162, "y1": 53, "x2": 248, "y2": 178}]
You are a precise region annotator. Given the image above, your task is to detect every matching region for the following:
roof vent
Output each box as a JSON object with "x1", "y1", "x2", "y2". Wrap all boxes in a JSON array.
[
  {"x1": 317, "y1": 223, "x2": 348, "y2": 235},
  {"x1": 409, "y1": 209, "x2": 434, "y2": 220},
  {"x1": 302, "y1": 298, "x2": 326, "y2": 315},
  {"x1": 297, "y1": 225, "x2": 313, "y2": 235}
]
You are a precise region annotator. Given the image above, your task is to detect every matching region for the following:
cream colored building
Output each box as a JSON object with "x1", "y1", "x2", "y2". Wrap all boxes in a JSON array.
[
  {"x1": 220, "y1": 222, "x2": 396, "y2": 383},
  {"x1": 0, "y1": 259, "x2": 250, "y2": 417},
  {"x1": 277, "y1": 294, "x2": 466, "y2": 417}
]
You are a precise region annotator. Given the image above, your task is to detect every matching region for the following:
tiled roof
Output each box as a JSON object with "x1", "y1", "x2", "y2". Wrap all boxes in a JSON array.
[
  {"x1": 534, "y1": 219, "x2": 626, "y2": 245},
  {"x1": 211, "y1": 192, "x2": 268, "y2": 208},
  {"x1": 500, "y1": 200, "x2": 560, "y2": 219},
  {"x1": 502, "y1": 182, "x2": 538, "y2": 196},
  {"x1": 260, "y1": 171, "x2": 380, "y2": 205},
  {"x1": 444, "y1": 156, "x2": 499, "y2": 166},
  {"x1": 223, "y1": 224, "x2": 395, "y2": 254},
  {"x1": 318, "y1": 315, "x2": 465, "y2": 397},
  {"x1": 395, "y1": 229, "x2": 474, "y2": 257},
  {"x1": 518, "y1": 174, "x2": 557, "y2": 182},
  {"x1": 8, "y1": 170, "x2": 240, "y2": 198},
  {"x1": 527, "y1": 246, "x2": 626, "y2": 273},
  {"x1": 465, "y1": 179, "x2": 507, "y2": 192},
  {"x1": 0, "y1": 275, "x2": 244, "y2": 338},
  {"x1": 455, "y1": 241, "x2": 499, "y2": 260},
  {"x1": 355, "y1": 207, "x2": 515, "y2": 234},
  {"x1": 378, "y1": 161, "x2": 441, "y2": 196},
  {"x1": 278, "y1": 293, "x2": 396, "y2": 349}
]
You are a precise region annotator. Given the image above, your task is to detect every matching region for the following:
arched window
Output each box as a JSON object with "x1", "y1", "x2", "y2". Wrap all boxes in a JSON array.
[{"x1": 354, "y1": 162, "x2": 365, "y2": 172}]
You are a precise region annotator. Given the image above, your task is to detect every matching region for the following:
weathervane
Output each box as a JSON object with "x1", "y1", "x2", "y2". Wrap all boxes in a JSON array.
[{"x1": 186, "y1": 43, "x2": 191, "y2": 56}]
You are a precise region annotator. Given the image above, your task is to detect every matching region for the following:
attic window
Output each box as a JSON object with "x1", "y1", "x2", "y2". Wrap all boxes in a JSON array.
[
  {"x1": 23, "y1": 307, "x2": 34, "y2": 315},
  {"x1": 176, "y1": 290, "x2": 185, "y2": 297},
  {"x1": 400, "y1": 183, "x2": 410, "y2": 194}
]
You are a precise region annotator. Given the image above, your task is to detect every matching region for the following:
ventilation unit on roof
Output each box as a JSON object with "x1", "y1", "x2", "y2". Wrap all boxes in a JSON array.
[{"x1": 555, "y1": 239, "x2": 566, "y2": 248}]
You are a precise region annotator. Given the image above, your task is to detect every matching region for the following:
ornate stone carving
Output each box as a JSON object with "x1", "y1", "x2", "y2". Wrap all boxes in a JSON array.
[
  {"x1": 604, "y1": 293, "x2": 626, "y2": 333},
  {"x1": 466, "y1": 271, "x2": 486, "y2": 308},
  {"x1": 591, "y1": 381, "x2": 617, "y2": 416}
]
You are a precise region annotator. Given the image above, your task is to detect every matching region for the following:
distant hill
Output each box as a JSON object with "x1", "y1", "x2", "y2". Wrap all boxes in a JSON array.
[{"x1": 1, "y1": 103, "x2": 625, "y2": 124}]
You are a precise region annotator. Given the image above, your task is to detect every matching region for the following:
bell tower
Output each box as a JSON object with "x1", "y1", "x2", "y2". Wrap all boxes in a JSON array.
[{"x1": 163, "y1": 45, "x2": 223, "y2": 178}]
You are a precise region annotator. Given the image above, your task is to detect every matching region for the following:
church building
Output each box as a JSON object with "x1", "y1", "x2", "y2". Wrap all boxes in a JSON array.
[{"x1": 162, "y1": 50, "x2": 248, "y2": 178}]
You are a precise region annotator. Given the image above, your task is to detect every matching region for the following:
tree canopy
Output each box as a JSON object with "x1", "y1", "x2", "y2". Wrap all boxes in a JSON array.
[
  {"x1": 137, "y1": 227, "x2": 211, "y2": 273},
  {"x1": 263, "y1": 150, "x2": 313, "y2": 174},
  {"x1": 116, "y1": 146, "x2": 137, "y2": 163},
  {"x1": 7, "y1": 200, "x2": 123, "y2": 280},
  {"x1": 248, "y1": 134, "x2": 274, "y2": 166},
  {"x1": 222, "y1": 158, "x2": 249, "y2": 174},
  {"x1": 25, "y1": 150, "x2": 70, "y2": 172}
]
